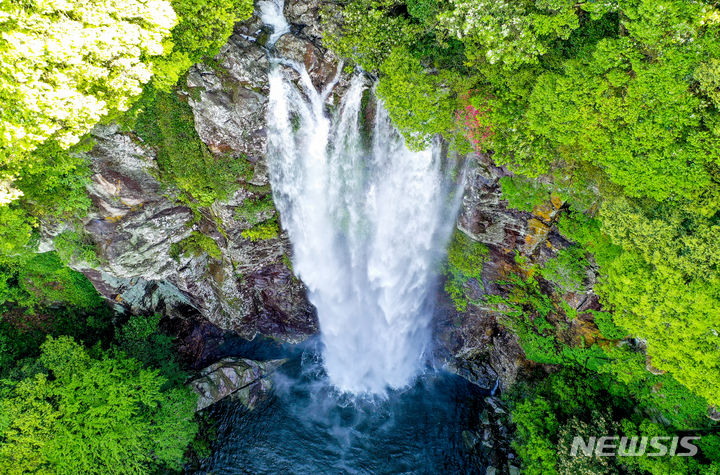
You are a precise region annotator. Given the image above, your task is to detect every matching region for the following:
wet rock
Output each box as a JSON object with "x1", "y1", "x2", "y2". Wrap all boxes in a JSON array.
[
  {"x1": 40, "y1": 6, "x2": 367, "y2": 344},
  {"x1": 274, "y1": 33, "x2": 310, "y2": 64},
  {"x1": 275, "y1": 33, "x2": 340, "y2": 91},
  {"x1": 284, "y1": 0, "x2": 329, "y2": 41},
  {"x1": 186, "y1": 63, "x2": 267, "y2": 160},
  {"x1": 436, "y1": 152, "x2": 606, "y2": 391},
  {"x1": 485, "y1": 396, "x2": 508, "y2": 415},
  {"x1": 219, "y1": 37, "x2": 269, "y2": 91},
  {"x1": 189, "y1": 357, "x2": 286, "y2": 411},
  {"x1": 462, "y1": 430, "x2": 481, "y2": 450},
  {"x1": 464, "y1": 391, "x2": 517, "y2": 474}
]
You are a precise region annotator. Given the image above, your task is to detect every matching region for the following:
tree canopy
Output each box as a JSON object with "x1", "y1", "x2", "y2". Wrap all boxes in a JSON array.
[{"x1": 0, "y1": 335, "x2": 197, "y2": 474}]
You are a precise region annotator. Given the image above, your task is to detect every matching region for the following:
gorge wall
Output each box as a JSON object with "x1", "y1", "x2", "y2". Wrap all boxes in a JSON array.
[{"x1": 40, "y1": 0, "x2": 603, "y2": 391}]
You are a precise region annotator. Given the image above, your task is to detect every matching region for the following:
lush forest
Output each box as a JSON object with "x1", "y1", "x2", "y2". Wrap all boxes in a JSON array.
[{"x1": 2, "y1": 0, "x2": 720, "y2": 473}]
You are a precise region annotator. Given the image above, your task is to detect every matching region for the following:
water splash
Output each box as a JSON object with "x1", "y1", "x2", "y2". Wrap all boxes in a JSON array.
[
  {"x1": 258, "y1": 0, "x2": 290, "y2": 46},
  {"x1": 263, "y1": 5, "x2": 461, "y2": 395}
]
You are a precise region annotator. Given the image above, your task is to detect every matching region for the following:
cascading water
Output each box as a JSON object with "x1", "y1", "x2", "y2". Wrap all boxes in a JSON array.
[
  {"x1": 263, "y1": 3, "x2": 462, "y2": 394},
  {"x1": 200, "y1": 4, "x2": 491, "y2": 472}
]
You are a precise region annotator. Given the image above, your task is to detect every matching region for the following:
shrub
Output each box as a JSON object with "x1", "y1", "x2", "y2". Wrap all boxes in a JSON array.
[
  {"x1": 444, "y1": 231, "x2": 488, "y2": 311},
  {"x1": 235, "y1": 195, "x2": 276, "y2": 226},
  {"x1": 170, "y1": 232, "x2": 222, "y2": 260},
  {"x1": 53, "y1": 229, "x2": 98, "y2": 266},
  {"x1": 539, "y1": 246, "x2": 588, "y2": 293},
  {"x1": 0, "y1": 252, "x2": 104, "y2": 312},
  {"x1": 499, "y1": 176, "x2": 549, "y2": 213},
  {"x1": 152, "y1": 0, "x2": 254, "y2": 89},
  {"x1": 134, "y1": 90, "x2": 253, "y2": 208},
  {"x1": 241, "y1": 219, "x2": 280, "y2": 241}
]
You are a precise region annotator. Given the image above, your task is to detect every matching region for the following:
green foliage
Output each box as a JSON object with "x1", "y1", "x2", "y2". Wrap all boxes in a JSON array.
[
  {"x1": 377, "y1": 47, "x2": 461, "y2": 150},
  {"x1": 53, "y1": 229, "x2": 98, "y2": 266},
  {"x1": 491, "y1": 269, "x2": 713, "y2": 432},
  {"x1": 170, "y1": 231, "x2": 222, "y2": 260},
  {"x1": 0, "y1": 336, "x2": 198, "y2": 473},
  {"x1": 0, "y1": 252, "x2": 103, "y2": 312},
  {"x1": 506, "y1": 369, "x2": 715, "y2": 475},
  {"x1": 598, "y1": 345, "x2": 712, "y2": 429},
  {"x1": 511, "y1": 396, "x2": 559, "y2": 473},
  {"x1": 539, "y1": 246, "x2": 588, "y2": 293},
  {"x1": 589, "y1": 310, "x2": 627, "y2": 340},
  {"x1": 438, "y1": 0, "x2": 580, "y2": 70},
  {"x1": 322, "y1": 0, "x2": 418, "y2": 73},
  {"x1": 152, "y1": 0, "x2": 255, "y2": 89},
  {"x1": 444, "y1": 231, "x2": 488, "y2": 312},
  {"x1": 14, "y1": 140, "x2": 94, "y2": 221},
  {"x1": 0, "y1": 139, "x2": 95, "y2": 275},
  {"x1": 565, "y1": 195, "x2": 720, "y2": 406},
  {"x1": 524, "y1": 37, "x2": 718, "y2": 202},
  {"x1": 499, "y1": 176, "x2": 549, "y2": 212},
  {"x1": 0, "y1": 206, "x2": 33, "y2": 262},
  {"x1": 406, "y1": 0, "x2": 438, "y2": 23},
  {"x1": 492, "y1": 274, "x2": 607, "y2": 369},
  {"x1": 242, "y1": 218, "x2": 280, "y2": 241},
  {"x1": 134, "y1": 90, "x2": 253, "y2": 208},
  {"x1": 114, "y1": 314, "x2": 187, "y2": 388},
  {"x1": 324, "y1": 0, "x2": 469, "y2": 149},
  {"x1": 0, "y1": 0, "x2": 176, "y2": 160},
  {"x1": 235, "y1": 194, "x2": 276, "y2": 226},
  {"x1": 323, "y1": 1, "x2": 720, "y2": 467}
]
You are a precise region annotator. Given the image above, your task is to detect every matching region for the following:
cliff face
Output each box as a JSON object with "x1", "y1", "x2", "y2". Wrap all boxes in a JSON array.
[
  {"x1": 435, "y1": 153, "x2": 604, "y2": 390},
  {"x1": 45, "y1": 1, "x2": 347, "y2": 344},
  {"x1": 40, "y1": 1, "x2": 601, "y2": 389}
]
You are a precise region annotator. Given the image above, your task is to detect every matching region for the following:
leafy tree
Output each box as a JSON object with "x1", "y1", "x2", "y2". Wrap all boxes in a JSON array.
[
  {"x1": 322, "y1": 0, "x2": 418, "y2": 73},
  {"x1": 498, "y1": 176, "x2": 549, "y2": 212},
  {"x1": 506, "y1": 369, "x2": 713, "y2": 474},
  {"x1": 0, "y1": 252, "x2": 103, "y2": 313},
  {"x1": 114, "y1": 314, "x2": 188, "y2": 388},
  {"x1": 438, "y1": 0, "x2": 580, "y2": 68},
  {"x1": 596, "y1": 196, "x2": 720, "y2": 406},
  {"x1": 377, "y1": 47, "x2": 462, "y2": 150},
  {"x1": 540, "y1": 246, "x2": 588, "y2": 293},
  {"x1": 0, "y1": 0, "x2": 177, "y2": 160},
  {"x1": 0, "y1": 336, "x2": 197, "y2": 474}
]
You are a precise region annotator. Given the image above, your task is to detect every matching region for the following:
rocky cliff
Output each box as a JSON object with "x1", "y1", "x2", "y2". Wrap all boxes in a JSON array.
[
  {"x1": 434, "y1": 153, "x2": 604, "y2": 390},
  {"x1": 44, "y1": 1, "x2": 347, "y2": 345}
]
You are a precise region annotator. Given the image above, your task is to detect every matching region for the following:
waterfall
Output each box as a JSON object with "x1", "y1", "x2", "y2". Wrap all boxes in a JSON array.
[{"x1": 261, "y1": 1, "x2": 461, "y2": 394}]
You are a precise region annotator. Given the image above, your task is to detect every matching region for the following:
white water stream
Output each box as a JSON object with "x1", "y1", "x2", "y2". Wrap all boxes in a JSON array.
[{"x1": 260, "y1": 0, "x2": 461, "y2": 394}]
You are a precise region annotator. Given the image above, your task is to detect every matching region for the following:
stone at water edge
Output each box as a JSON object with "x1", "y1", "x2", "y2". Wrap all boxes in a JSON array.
[{"x1": 189, "y1": 357, "x2": 287, "y2": 411}]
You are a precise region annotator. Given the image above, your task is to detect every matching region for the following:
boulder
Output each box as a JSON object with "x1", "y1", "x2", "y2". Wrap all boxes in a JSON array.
[{"x1": 189, "y1": 357, "x2": 286, "y2": 411}]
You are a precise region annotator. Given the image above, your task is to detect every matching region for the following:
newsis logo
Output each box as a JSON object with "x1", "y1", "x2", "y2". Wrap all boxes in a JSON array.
[{"x1": 570, "y1": 436, "x2": 701, "y2": 457}]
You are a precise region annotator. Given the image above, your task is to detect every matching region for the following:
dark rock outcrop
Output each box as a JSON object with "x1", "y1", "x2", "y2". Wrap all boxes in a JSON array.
[
  {"x1": 189, "y1": 357, "x2": 286, "y2": 411},
  {"x1": 462, "y1": 396, "x2": 519, "y2": 475}
]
